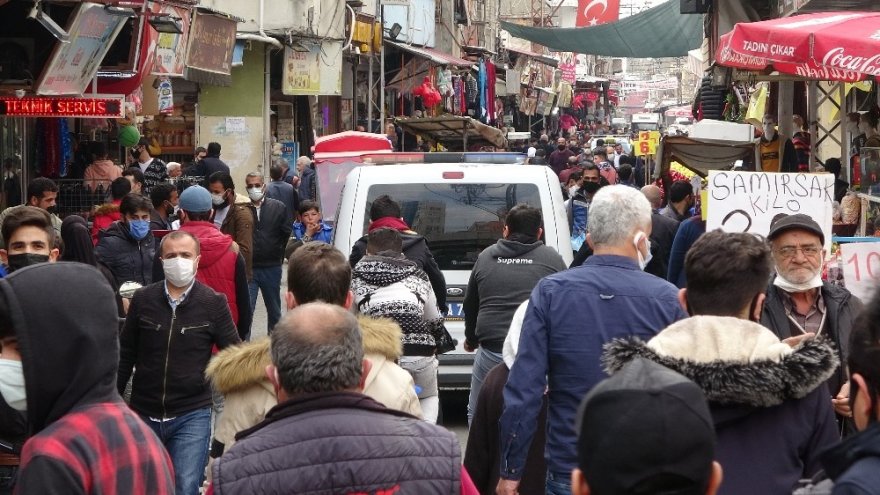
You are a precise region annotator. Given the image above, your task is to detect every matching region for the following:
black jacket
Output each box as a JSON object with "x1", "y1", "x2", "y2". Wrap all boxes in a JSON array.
[
  {"x1": 350, "y1": 231, "x2": 447, "y2": 311},
  {"x1": 95, "y1": 220, "x2": 155, "y2": 287},
  {"x1": 604, "y1": 316, "x2": 840, "y2": 495},
  {"x1": 464, "y1": 364, "x2": 546, "y2": 495},
  {"x1": 762, "y1": 280, "x2": 863, "y2": 398},
  {"x1": 463, "y1": 239, "x2": 566, "y2": 351},
  {"x1": 192, "y1": 156, "x2": 229, "y2": 179},
  {"x1": 119, "y1": 281, "x2": 241, "y2": 419},
  {"x1": 213, "y1": 392, "x2": 461, "y2": 494},
  {"x1": 248, "y1": 198, "x2": 293, "y2": 267},
  {"x1": 645, "y1": 211, "x2": 679, "y2": 279},
  {"x1": 821, "y1": 422, "x2": 880, "y2": 493},
  {"x1": 297, "y1": 166, "x2": 317, "y2": 201}
]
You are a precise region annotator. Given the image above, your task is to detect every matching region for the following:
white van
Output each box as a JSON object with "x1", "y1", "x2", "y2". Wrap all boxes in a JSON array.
[{"x1": 332, "y1": 156, "x2": 573, "y2": 390}]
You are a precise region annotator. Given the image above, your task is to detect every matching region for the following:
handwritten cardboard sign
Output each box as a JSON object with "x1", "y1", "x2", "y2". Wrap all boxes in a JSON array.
[
  {"x1": 707, "y1": 171, "x2": 834, "y2": 249},
  {"x1": 840, "y1": 242, "x2": 880, "y2": 303}
]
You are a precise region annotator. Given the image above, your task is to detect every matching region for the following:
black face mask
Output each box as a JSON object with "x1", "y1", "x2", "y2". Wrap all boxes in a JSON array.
[
  {"x1": 130, "y1": 148, "x2": 140, "y2": 159},
  {"x1": 164, "y1": 202, "x2": 175, "y2": 217},
  {"x1": 558, "y1": 145, "x2": 566, "y2": 150},
  {"x1": 6, "y1": 253, "x2": 50, "y2": 272},
  {"x1": 45, "y1": 206, "x2": 57, "y2": 215},
  {"x1": 582, "y1": 181, "x2": 601, "y2": 194}
]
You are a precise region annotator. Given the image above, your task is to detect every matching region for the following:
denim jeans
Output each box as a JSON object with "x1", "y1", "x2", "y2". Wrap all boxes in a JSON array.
[
  {"x1": 546, "y1": 471, "x2": 573, "y2": 495},
  {"x1": 141, "y1": 407, "x2": 212, "y2": 495},
  {"x1": 248, "y1": 265, "x2": 282, "y2": 332},
  {"x1": 467, "y1": 347, "x2": 504, "y2": 425}
]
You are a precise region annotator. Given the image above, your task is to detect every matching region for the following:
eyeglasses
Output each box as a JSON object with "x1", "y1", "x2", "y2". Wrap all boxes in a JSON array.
[{"x1": 775, "y1": 245, "x2": 821, "y2": 259}]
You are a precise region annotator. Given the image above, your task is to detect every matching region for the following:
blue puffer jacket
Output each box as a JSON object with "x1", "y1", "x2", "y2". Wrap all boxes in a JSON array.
[
  {"x1": 96, "y1": 220, "x2": 155, "y2": 287},
  {"x1": 292, "y1": 220, "x2": 333, "y2": 244}
]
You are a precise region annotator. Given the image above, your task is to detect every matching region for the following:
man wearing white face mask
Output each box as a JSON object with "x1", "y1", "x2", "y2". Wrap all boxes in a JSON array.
[
  {"x1": 761, "y1": 213, "x2": 863, "y2": 425},
  {"x1": 759, "y1": 113, "x2": 798, "y2": 173},
  {"x1": 244, "y1": 172, "x2": 291, "y2": 333},
  {"x1": 119, "y1": 230, "x2": 241, "y2": 495},
  {"x1": 498, "y1": 185, "x2": 687, "y2": 495}
]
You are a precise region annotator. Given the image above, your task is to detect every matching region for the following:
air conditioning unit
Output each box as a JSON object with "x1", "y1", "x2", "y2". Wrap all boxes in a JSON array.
[{"x1": 680, "y1": 0, "x2": 711, "y2": 14}]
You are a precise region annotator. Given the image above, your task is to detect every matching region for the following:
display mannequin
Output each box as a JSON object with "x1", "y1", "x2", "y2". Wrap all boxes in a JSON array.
[{"x1": 759, "y1": 114, "x2": 798, "y2": 173}]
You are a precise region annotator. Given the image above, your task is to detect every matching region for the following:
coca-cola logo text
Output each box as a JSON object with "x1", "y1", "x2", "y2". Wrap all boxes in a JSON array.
[{"x1": 821, "y1": 47, "x2": 880, "y2": 76}]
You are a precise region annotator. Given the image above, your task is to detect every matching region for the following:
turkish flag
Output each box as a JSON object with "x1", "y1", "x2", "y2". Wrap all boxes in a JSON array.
[{"x1": 576, "y1": 0, "x2": 620, "y2": 27}]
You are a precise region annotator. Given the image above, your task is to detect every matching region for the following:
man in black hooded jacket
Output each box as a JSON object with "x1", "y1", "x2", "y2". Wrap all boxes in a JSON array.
[
  {"x1": 462, "y1": 204, "x2": 565, "y2": 424},
  {"x1": 0, "y1": 263, "x2": 174, "y2": 494},
  {"x1": 603, "y1": 231, "x2": 838, "y2": 495},
  {"x1": 348, "y1": 194, "x2": 447, "y2": 311}
]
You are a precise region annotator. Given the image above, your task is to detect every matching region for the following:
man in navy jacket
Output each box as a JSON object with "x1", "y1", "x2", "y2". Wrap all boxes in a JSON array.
[{"x1": 498, "y1": 185, "x2": 687, "y2": 495}]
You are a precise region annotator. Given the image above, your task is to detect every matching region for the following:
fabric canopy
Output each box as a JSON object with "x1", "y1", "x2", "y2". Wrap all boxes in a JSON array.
[
  {"x1": 715, "y1": 11, "x2": 880, "y2": 82},
  {"x1": 657, "y1": 135, "x2": 757, "y2": 177},
  {"x1": 499, "y1": 0, "x2": 702, "y2": 58}
]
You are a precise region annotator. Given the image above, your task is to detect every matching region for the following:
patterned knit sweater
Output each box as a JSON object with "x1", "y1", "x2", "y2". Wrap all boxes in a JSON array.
[{"x1": 352, "y1": 255, "x2": 445, "y2": 356}]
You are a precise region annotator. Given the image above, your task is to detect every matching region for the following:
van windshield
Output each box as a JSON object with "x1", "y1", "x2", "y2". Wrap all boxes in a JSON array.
[{"x1": 365, "y1": 183, "x2": 541, "y2": 270}]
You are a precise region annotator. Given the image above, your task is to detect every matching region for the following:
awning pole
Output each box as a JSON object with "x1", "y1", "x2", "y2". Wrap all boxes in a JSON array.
[
  {"x1": 463, "y1": 119, "x2": 468, "y2": 150},
  {"x1": 379, "y1": 6, "x2": 385, "y2": 132}
]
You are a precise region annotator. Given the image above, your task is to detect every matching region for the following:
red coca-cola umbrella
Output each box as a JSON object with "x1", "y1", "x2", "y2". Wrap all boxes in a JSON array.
[{"x1": 715, "y1": 11, "x2": 880, "y2": 81}]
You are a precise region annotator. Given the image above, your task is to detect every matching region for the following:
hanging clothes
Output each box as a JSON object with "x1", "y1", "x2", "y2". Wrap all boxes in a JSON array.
[
  {"x1": 478, "y1": 60, "x2": 488, "y2": 121},
  {"x1": 485, "y1": 60, "x2": 497, "y2": 123},
  {"x1": 465, "y1": 73, "x2": 478, "y2": 104}
]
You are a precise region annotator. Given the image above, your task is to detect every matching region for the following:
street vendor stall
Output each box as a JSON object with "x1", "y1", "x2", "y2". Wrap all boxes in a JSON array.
[
  {"x1": 656, "y1": 134, "x2": 757, "y2": 177},
  {"x1": 393, "y1": 116, "x2": 507, "y2": 151}
]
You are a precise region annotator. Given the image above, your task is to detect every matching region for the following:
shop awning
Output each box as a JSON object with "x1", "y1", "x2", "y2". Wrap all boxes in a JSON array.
[
  {"x1": 499, "y1": 0, "x2": 702, "y2": 58},
  {"x1": 504, "y1": 46, "x2": 559, "y2": 67},
  {"x1": 715, "y1": 11, "x2": 880, "y2": 81},
  {"x1": 385, "y1": 40, "x2": 474, "y2": 67},
  {"x1": 394, "y1": 116, "x2": 506, "y2": 150}
]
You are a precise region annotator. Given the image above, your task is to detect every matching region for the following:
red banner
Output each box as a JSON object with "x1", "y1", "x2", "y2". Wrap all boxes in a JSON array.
[{"x1": 576, "y1": 0, "x2": 620, "y2": 27}]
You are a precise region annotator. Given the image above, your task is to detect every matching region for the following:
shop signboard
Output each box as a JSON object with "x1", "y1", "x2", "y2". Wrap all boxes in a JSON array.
[
  {"x1": 153, "y1": 5, "x2": 193, "y2": 77},
  {"x1": 157, "y1": 78, "x2": 174, "y2": 114},
  {"x1": 280, "y1": 141, "x2": 300, "y2": 171},
  {"x1": 0, "y1": 95, "x2": 125, "y2": 118},
  {"x1": 283, "y1": 45, "x2": 321, "y2": 95},
  {"x1": 185, "y1": 10, "x2": 237, "y2": 76},
  {"x1": 36, "y1": 3, "x2": 129, "y2": 96},
  {"x1": 558, "y1": 52, "x2": 576, "y2": 84}
]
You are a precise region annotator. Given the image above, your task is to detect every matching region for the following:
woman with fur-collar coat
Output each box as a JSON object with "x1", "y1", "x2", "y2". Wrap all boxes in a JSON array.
[
  {"x1": 603, "y1": 315, "x2": 840, "y2": 495},
  {"x1": 203, "y1": 315, "x2": 422, "y2": 482}
]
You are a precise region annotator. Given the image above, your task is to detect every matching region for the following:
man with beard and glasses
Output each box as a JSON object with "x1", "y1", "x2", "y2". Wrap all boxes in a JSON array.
[{"x1": 761, "y1": 213, "x2": 863, "y2": 427}]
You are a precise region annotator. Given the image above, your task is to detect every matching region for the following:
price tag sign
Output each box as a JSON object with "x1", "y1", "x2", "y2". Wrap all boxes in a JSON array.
[
  {"x1": 633, "y1": 139, "x2": 656, "y2": 156},
  {"x1": 840, "y1": 242, "x2": 880, "y2": 302},
  {"x1": 639, "y1": 131, "x2": 650, "y2": 142}
]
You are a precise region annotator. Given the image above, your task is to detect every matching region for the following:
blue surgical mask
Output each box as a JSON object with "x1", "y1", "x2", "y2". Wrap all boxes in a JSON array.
[
  {"x1": 129, "y1": 219, "x2": 150, "y2": 240},
  {"x1": 0, "y1": 358, "x2": 26, "y2": 412}
]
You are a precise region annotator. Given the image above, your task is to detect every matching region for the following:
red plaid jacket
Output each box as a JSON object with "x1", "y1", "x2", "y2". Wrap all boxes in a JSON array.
[{"x1": 15, "y1": 402, "x2": 174, "y2": 494}]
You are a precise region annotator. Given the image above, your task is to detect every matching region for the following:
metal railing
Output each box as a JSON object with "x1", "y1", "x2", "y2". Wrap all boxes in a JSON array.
[{"x1": 53, "y1": 176, "x2": 207, "y2": 220}]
